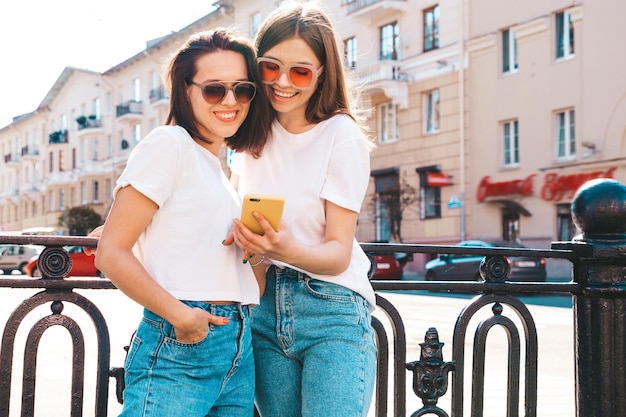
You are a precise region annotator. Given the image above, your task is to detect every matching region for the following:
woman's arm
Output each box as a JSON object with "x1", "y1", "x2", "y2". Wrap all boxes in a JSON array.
[{"x1": 96, "y1": 186, "x2": 227, "y2": 343}]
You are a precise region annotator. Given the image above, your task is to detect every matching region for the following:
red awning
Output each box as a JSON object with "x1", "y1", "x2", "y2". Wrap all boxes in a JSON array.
[{"x1": 427, "y1": 172, "x2": 451, "y2": 187}]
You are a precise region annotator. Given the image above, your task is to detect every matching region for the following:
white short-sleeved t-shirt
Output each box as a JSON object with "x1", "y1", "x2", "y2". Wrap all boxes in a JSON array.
[
  {"x1": 231, "y1": 115, "x2": 375, "y2": 309},
  {"x1": 115, "y1": 125, "x2": 259, "y2": 305}
]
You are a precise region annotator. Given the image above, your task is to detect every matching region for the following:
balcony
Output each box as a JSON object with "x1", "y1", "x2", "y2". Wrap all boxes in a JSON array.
[
  {"x1": 76, "y1": 115, "x2": 104, "y2": 139},
  {"x1": 149, "y1": 86, "x2": 169, "y2": 109},
  {"x1": 21, "y1": 146, "x2": 40, "y2": 160},
  {"x1": 355, "y1": 60, "x2": 408, "y2": 108},
  {"x1": 3, "y1": 153, "x2": 20, "y2": 165},
  {"x1": 48, "y1": 129, "x2": 69, "y2": 144},
  {"x1": 346, "y1": 0, "x2": 407, "y2": 20},
  {"x1": 76, "y1": 115, "x2": 103, "y2": 131},
  {"x1": 115, "y1": 100, "x2": 143, "y2": 121}
]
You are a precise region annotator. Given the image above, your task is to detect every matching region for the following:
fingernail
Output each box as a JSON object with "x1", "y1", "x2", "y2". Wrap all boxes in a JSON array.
[
  {"x1": 243, "y1": 259, "x2": 248, "y2": 264},
  {"x1": 222, "y1": 318, "x2": 229, "y2": 324},
  {"x1": 221, "y1": 239, "x2": 226, "y2": 245}
]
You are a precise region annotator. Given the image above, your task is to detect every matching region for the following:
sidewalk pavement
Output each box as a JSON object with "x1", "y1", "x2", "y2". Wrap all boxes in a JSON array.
[{"x1": 1, "y1": 287, "x2": 574, "y2": 417}]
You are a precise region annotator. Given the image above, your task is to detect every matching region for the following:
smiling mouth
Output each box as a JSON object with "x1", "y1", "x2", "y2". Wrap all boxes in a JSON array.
[
  {"x1": 272, "y1": 88, "x2": 298, "y2": 99},
  {"x1": 214, "y1": 110, "x2": 238, "y2": 122}
]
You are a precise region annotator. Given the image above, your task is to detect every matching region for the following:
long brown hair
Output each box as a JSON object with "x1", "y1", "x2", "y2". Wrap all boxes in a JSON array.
[
  {"x1": 165, "y1": 28, "x2": 272, "y2": 157},
  {"x1": 255, "y1": 2, "x2": 355, "y2": 125}
]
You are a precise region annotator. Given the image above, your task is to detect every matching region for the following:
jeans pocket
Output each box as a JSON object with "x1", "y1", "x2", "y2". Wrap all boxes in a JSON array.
[{"x1": 304, "y1": 277, "x2": 356, "y2": 302}]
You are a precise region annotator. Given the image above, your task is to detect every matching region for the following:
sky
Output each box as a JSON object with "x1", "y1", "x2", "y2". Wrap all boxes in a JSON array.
[{"x1": 0, "y1": 0, "x2": 217, "y2": 128}]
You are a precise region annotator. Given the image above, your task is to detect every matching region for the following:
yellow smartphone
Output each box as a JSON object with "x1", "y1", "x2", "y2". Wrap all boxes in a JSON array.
[{"x1": 240, "y1": 194, "x2": 285, "y2": 235}]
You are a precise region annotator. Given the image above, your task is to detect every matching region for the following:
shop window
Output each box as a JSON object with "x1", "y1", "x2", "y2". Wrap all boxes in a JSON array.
[
  {"x1": 557, "y1": 203, "x2": 578, "y2": 240},
  {"x1": 502, "y1": 211, "x2": 520, "y2": 242},
  {"x1": 421, "y1": 186, "x2": 441, "y2": 219},
  {"x1": 371, "y1": 168, "x2": 400, "y2": 241}
]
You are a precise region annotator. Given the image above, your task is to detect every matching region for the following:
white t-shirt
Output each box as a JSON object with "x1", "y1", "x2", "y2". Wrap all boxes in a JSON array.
[
  {"x1": 231, "y1": 115, "x2": 375, "y2": 309},
  {"x1": 115, "y1": 125, "x2": 259, "y2": 305}
]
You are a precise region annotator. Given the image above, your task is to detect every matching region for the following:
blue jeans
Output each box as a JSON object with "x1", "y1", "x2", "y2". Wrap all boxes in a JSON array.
[
  {"x1": 120, "y1": 301, "x2": 254, "y2": 417},
  {"x1": 252, "y1": 266, "x2": 377, "y2": 417}
]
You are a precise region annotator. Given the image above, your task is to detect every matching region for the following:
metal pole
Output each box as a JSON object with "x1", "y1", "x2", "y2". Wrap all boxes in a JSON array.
[{"x1": 570, "y1": 178, "x2": 626, "y2": 417}]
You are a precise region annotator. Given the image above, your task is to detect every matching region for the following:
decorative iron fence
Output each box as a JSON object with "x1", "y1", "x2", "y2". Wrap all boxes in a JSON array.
[{"x1": 0, "y1": 178, "x2": 625, "y2": 416}]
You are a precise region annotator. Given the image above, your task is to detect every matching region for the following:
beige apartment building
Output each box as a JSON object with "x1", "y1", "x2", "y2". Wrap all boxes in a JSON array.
[{"x1": 1, "y1": 0, "x2": 624, "y2": 277}]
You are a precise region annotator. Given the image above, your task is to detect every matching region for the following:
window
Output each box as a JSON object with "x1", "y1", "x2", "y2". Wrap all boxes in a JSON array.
[
  {"x1": 423, "y1": 5, "x2": 439, "y2": 52},
  {"x1": 421, "y1": 187, "x2": 441, "y2": 219},
  {"x1": 48, "y1": 190, "x2": 54, "y2": 211},
  {"x1": 380, "y1": 22, "x2": 399, "y2": 61},
  {"x1": 557, "y1": 204, "x2": 578, "y2": 241},
  {"x1": 379, "y1": 102, "x2": 399, "y2": 144},
  {"x1": 251, "y1": 12, "x2": 261, "y2": 36},
  {"x1": 371, "y1": 168, "x2": 400, "y2": 241},
  {"x1": 555, "y1": 11, "x2": 574, "y2": 59},
  {"x1": 93, "y1": 139, "x2": 98, "y2": 161},
  {"x1": 59, "y1": 190, "x2": 65, "y2": 211},
  {"x1": 133, "y1": 78, "x2": 141, "y2": 102},
  {"x1": 107, "y1": 135, "x2": 113, "y2": 157},
  {"x1": 344, "y1": 37, "x2": 357, "y2": 69},
  {"x1": 134, "y1": 124, "x2": 142, "y2": 144},
  {"x1": 424, "y1": 89, "x2": 440, "y2": 133},
  {"x1": 502, "y1": 120, "x2": 519, "y2": 166},
  {"x1": 81, "y1": 181, "x2": 86, "y2": 204},
  {"x1": 556, "y1": 109, "x2": 575, "y2": 159},
  {"x1": 59, "y1": 150, "x2": 65, "y2": 172},
  {"x1": 502, "y1": 29, "x2": 518, "y2": 73},
  {"x1": 93, "y1": 181, "x2": 99, "y2": 203}
]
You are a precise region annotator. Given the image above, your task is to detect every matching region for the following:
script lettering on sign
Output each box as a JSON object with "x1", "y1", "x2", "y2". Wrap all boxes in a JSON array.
[
  {"x1": 540, "y1": 167, "x2": 616, "y2": 201},
  {"x1": 476, "y1": 174, "x2": 535, "y2": 202}
]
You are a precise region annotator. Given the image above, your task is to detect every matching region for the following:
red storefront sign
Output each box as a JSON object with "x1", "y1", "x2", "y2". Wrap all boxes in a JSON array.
[
  {"x1": 476, "y1": 174, "x2": 535, "y2": 202},
  {"x1": 540, "y1": 167, "x2": 616, "y2": 201},
  {"x1": 475, "y1": 167, "x2": 617, "y2": 203},
  {"x1": 427, "y1": 172, "x2": 452, "y2": 187}
]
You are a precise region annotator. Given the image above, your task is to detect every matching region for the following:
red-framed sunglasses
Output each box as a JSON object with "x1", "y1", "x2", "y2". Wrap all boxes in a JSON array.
[{"x1": 258, "y1": 57, "x2": 324, "y2": 89}]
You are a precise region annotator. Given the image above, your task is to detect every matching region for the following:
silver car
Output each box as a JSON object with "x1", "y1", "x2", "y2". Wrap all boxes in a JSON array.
[{"x1": 0, "y1": 245, "x2": 43, "y2": 275}]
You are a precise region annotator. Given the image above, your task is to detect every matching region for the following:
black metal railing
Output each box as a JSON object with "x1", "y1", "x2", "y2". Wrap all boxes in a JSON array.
[{"x1": 1, "y1": 178, "x2": 625, "y2": 416}]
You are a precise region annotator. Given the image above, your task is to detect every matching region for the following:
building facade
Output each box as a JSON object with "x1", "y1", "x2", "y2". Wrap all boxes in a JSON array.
[{"x1": 1, "y1": 0, "x2": 623, "y2": 278}]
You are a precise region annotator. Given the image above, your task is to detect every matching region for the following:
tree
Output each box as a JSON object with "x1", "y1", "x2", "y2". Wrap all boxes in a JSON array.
[
  {"x1": 370, "y1": 173, "x2": 419, "y2": 241},
  {"x1": 58, "y1": 206, "x2": 103, "y2": 236}
]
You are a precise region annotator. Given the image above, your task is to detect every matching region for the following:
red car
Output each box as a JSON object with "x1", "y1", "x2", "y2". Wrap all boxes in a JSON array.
[
  {"x1": 25, "y1": 246, "x2": 102, "y2": 278},
  {"x1": 369, "y1": 252, "x2": 411, "y2": 280}
]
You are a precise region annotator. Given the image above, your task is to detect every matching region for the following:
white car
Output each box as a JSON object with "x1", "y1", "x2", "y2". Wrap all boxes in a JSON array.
[{"x1": 0, "y1": 245, "x2": 43, "y2": 275}]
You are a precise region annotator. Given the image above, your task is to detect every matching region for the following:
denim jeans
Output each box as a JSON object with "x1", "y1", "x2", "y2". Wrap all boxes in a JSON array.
[
  {"x1": 252, "y1": 266, "x2": 377, "y2": 417},
  {"x1": 120, "y1": 301, "x2": 254, "y2": 417}
]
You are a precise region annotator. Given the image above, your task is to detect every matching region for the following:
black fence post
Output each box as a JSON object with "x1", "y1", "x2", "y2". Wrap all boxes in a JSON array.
[{"x1": 570, "y1": 178, "x2": 626, "y2": 417}]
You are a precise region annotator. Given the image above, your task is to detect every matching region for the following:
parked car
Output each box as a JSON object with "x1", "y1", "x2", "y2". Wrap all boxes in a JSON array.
[
  {"x1": 0, "y1": 245, "x2": 43, "y2": 275},
  {"x1": 424, "y1": 240, "x2": 547, "y2": 282},
  {"x1": 368, "y1": 251, "x2": 412, "y2": 280},
  {"x1": 25, "y1": 246, "x2": 102, "y2": 278}
]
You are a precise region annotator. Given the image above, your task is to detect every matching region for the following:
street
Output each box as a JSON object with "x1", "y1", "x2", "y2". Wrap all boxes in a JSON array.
[{"x1": 0, "y1": 283, "x2": 575, "y2": 416}]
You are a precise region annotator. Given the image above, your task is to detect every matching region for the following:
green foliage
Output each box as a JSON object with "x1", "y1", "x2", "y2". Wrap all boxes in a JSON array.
[{"x1": 58, "y1": 206, "x2": 103, "y2": 236}]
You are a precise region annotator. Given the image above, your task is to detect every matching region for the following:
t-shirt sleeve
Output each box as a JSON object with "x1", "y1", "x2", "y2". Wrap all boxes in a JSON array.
[
  {"x1": 320, "y1": 126, "x2": 371, "y2": 213},
  {"x1": 114, "y1": 128, "x2": 180, "y2": 207}
]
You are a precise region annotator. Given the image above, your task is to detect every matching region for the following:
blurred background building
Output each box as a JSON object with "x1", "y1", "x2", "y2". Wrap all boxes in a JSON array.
[{"x1": 0, "y1": 0, "x2": 623, "y2": 277}]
